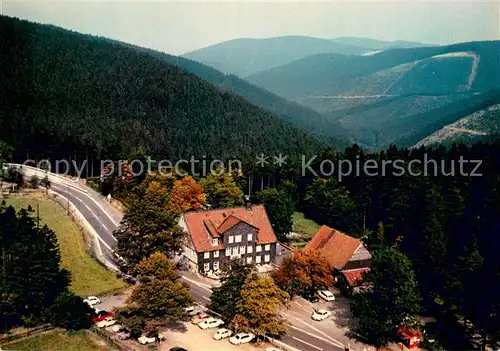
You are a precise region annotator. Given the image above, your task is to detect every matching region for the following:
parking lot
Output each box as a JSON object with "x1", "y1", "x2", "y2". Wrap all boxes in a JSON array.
[{"x1": 157, "y1": 322, "x2": 279, "y2": 351}]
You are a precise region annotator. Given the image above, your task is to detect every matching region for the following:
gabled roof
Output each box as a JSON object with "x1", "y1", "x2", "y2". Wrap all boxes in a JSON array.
[
  {"x1": 217, "y1": 214, "x2": 257, "y2": 234},
  {"x1": 305, "y1": 225, "x2": 365, "y2": 270},
  {"x1": 183, "y1": 204, "x2": 277, "y2": 252},
  {"x1": 342, "y1": 268, "x2": 370, "y2": 287}
]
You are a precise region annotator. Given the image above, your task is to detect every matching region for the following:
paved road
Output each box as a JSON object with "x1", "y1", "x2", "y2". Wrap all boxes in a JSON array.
[
  {"x1": 180, "y1": 272, "x2": 345, "y2": 351},
  {"x1": 23, "y1": 169, "x2": 347, "y2": 351}
]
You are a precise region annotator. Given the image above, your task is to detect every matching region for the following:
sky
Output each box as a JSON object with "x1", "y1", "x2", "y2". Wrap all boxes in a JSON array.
[{"x1": 2, "y1": 0, "x2": 499, "y2": 55}]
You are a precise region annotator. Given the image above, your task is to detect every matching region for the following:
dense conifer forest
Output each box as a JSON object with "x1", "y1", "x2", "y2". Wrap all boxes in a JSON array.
[{"x1": 0, "y1": 15, "x2": 326, "y2": 166}]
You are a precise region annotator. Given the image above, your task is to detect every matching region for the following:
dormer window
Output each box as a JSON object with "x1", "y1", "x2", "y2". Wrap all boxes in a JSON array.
[{"x1": 211, "y1": 238, "x2": 218, "y2": 246}]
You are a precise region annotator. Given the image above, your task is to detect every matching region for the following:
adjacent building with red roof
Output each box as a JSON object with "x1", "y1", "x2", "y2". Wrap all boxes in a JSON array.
[
  {"x1": 305, "y1": 225, "x2": 372, "y2": 291},
  {"x1": 179, "y1": 204, "x2": 278, "y2": 274}
]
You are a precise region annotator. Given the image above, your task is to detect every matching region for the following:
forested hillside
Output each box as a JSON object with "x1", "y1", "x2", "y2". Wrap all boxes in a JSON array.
[
  {"x1": 182, "y1": 36, "x2": 367, "y2": 77},
  {"x1": 0, "y1": 16, "x2": 327, "y2": 165},
  {"x1": 246, "y1": 41, "x2": 500, "y2": 150},
  {"x1": 414, "y1": 103, "x2": 500, "y2": 148},
  {"x1": 111, "y1": 40, "x2": 347, "y2": 147},
  {"x1": 247, "y1": 41, "x2": 500, "y2": 103}
]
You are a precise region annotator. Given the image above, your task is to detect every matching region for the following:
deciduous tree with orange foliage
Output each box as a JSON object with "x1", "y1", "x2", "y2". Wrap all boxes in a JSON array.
[
  {"x1": 165, "y1": 176, "x2": 206, "y2": 215},
  {"x1": 273, "y1": 250, "x2": 333, "y2": 300}
]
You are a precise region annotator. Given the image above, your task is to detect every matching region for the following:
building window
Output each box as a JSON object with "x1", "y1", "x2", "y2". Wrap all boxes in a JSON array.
[
  {"x1": 232, "y1": 247, "x2": 238, "y2": 256},
  {"x1": 211, "y1": 238, "x2": 218, "y2": 246},
  {"x1": 256, "y1": 256, "x2": 261, "y2": 264},
  {"x1": 213, "y1": 261, "x2": 219, "y2": 271},
  {"x1": 239, "y1": 246, "x2": 245, "y2": 254},
  {"x1": 204, "y1": 252, "x2": 210, "y2": 259},
  {"x1": 246, "y1": 256, "x2": 252, "y2": 264},
  {"x1": 225, "y1": 248, "x2": 231, "y2": 256},
  {"x1": 214, "y1": 250, "x2": 219, "y2": 258},
  {"x1": 235, "y1": 234, "x2": 242, "y2": 243},
  {"x1": 204, "y1": 263, "x2": 210, "y2": 272},
  {"x1": 264, "y1": 254, "x2": 270, "y2": 263},
  {"x1": 247, "y1": 245, "x2": 253, "y2": 254},
  {"x1": 265, "y1": 244, "x2": 270, "y2": 251},
  {"x1": 247, "y1": 233, "x2": 252, "y2": 241},
  {"x1": 256, "y1": 245, "x2": 262, "y2": 253},
  {"x1": 229, "y1": 236, "x2": 234, "y2": 244}
]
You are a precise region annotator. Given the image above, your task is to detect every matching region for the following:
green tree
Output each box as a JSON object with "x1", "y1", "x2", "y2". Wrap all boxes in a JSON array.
[
  {"x1": 200, "y1": 170, "x2": 244, "y2": 208},
  {"x1": 28, "y1": 175, "x2": 39, "y2": 189},
  {"x1": 211, "y1": 259, "x2": 254, "y2": 322},
  {"x1": 50, "y1": 291, "x2": 93, "y2": 330},
  {"x1": 350, "y1": 247, "x2": 421, "y2": 347},
  {"x1": 255, "y1": 188, "x2": 294, "y2": 241},
  {"x1": 304, "y1": 178, "x2": 356, "y2": 233},
  {"x1": 230, "y1": 274, "x2": 289, "y2": 337},
  {"x1": 0, "y1": 203, "x2": 71, "y2": 330},
  {"x1": 129, "y1": 252, "x2": 192, "y2": 321},
  {"x1": 114, "y1": 185, "x2": 185, "y2": 266}
]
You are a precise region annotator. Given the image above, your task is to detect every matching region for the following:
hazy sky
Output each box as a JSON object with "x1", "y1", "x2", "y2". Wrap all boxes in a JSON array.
[{"x1": 2, "y1": 1, "x2": 499, "y2": 55}]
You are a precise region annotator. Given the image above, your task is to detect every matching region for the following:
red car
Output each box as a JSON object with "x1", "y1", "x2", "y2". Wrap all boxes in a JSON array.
[{"x1": 92, "y1": 309, "x2": 113, "y2": 323}]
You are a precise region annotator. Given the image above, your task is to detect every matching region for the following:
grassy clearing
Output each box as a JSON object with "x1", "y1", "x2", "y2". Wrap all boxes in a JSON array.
[
  {"x1": 5, "y1": 330, "x2": 113, "y2": 351},
  {"x1": 3, "y1": 194, "x2": 125, "y2": 297},
  {"x1": 292, "y1": 211, "x2": 321, "y2": 238}
]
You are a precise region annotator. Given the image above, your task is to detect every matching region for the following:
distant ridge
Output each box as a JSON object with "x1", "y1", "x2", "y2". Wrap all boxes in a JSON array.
[{"x1": 182, "y1": 35, "x2": 368, "y2": 77}]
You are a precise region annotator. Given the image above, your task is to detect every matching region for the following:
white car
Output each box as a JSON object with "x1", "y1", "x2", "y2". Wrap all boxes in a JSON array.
[
  {"x1": 199, "y1": 317, "x2": 224, "y2": 329},
  {"x1": 185, "y1": 304, "x2": 203, "y2": 316},
  {"x1": 229, "y1": 332, "x2": 255, "y2": 345},
  {"x1": 96, "y1": 317, "x2": 116, "y2": 328},
  {"x1": 138, "y1": 335, "x2": 156, "y2": 344},
  {"x1": 311, "y1": 309, "x2": 331, "y2": 321},
  {"x1": 317, "y1": 290, "x2": 335, "y2": 302},
  {"x1": 110, "y1": 324, "x2": 124, "y2": 333},
  {"x1": 213, "y1": 328, "x2": 232, "y2": 340},
  {"x1": 83, "y1": 296, "x2": 101, "y2": 306}
]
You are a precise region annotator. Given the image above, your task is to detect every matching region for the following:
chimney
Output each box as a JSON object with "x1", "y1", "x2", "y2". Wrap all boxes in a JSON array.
[{"x1": 244, "y1": 195, "x2": 251, "y2": 210}]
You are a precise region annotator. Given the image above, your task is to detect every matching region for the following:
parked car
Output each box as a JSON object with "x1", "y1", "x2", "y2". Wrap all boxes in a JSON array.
[
  {"x1": 185, "y1": 305, "x2": 203, "y2": 316},
  {"x1": 169, "y1": 347, "x2": 188, "y2": 351},
  {"x1": 311, "y1": 309, "x2": 331, "y2": 321},
  {"x1": 213, "y1": 328, "x2": 232, "y2": 340},
  {"x1": 83, "y1": 296, "x2": 101, "y2": 306},
  {"x1": 138, "y1": 335, "x2": 156, "y2": 344},
  {"x1": 96, "y1": 317, "x2": 116, "y2": 328},
  {"x1": 158, "y1": 332, "x2": 167, "y2": 341},
  {"x1": 229, "y1": 332, "x2": 255, "y2": 345},
  {"x1": 317, "y1": 290, "x2": 335, "y2": 302},
  {"x1": 92, "y1": 310, "x2": 113, "y2": 323},
  {"x1": 493, "y1": 341, "x2": 500, "y2": 351},
  {"x1": 191, "y1": 311, "x2": 209, "y2": 325},
  {"x1": 306, "y1": 294, "x2": 319, "y2": 303},
  {"x1": 198, "y1": 317, "x2": 224, "y2": 330},
  {"x1": 110, "y1": 324, "x2": 124, "y2": 333},
  {"x1": 116, "y1": 328, "x2": 132, "y2": 340}
]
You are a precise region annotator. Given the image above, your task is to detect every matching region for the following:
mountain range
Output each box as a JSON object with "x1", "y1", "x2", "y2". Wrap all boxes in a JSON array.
[
  {"x1": 245, "y1": 41, "x2": 500, "y2": 150},
  {"x1": 183, "y1": 35, "x2": 428, "y2": 78},
  {"x1": 2, "y1": 15, "x2": 499, "y2": 158}
]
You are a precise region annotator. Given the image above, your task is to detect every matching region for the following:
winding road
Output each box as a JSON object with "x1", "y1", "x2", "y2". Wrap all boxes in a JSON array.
[{"x1": 12, "y1": 164, "x2": 349, "y2": 351}]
